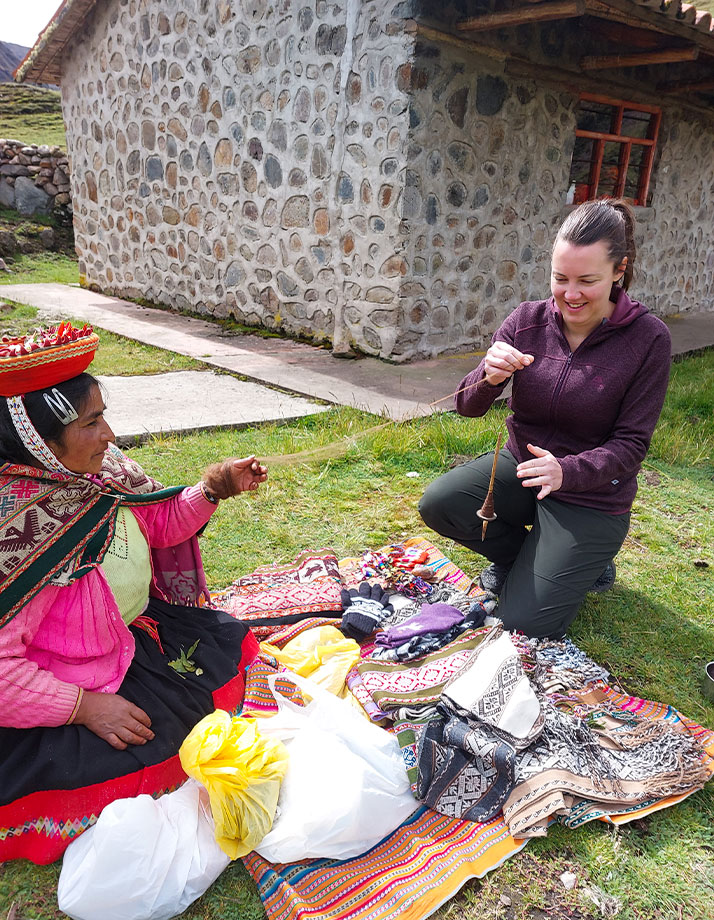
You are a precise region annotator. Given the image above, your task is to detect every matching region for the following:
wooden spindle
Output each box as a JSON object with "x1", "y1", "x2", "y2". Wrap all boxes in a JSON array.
[{"x1": 476, "y1": 432, "x2": 503, "y2": 540}]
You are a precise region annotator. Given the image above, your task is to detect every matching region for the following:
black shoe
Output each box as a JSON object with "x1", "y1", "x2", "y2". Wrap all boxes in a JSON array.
[
  {"x1": 479, "y1": 563, "x2": 511, "y2": 596},
  {"x1": 589, "y1": 561, "x2": 616, "y2": 594}
]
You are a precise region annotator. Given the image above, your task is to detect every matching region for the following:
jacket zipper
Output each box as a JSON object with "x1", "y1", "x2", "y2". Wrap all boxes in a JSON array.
[{"x1": 549, "y1": 352, "x2": 572, "y2": 428}]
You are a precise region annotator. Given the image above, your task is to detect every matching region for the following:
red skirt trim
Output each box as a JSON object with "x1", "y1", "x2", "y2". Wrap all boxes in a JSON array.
[{"x1": 0, "y1": 640, "x2": 257, "y2": 865}]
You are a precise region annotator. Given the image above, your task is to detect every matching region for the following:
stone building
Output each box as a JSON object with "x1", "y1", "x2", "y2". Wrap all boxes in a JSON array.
[{"x1": 17, "y1": 0, "x2": 714, "y2": 360}]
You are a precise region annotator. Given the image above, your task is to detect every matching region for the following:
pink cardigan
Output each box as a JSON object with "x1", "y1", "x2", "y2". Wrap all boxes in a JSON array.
[{"x1": 0, "y1": 485, "x2": 217, "y2": 729}]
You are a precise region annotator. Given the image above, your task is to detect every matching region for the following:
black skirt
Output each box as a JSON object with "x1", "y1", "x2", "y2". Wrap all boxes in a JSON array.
[{"x1": 0, "y1": 597, "x2": 258, "y2": 864}]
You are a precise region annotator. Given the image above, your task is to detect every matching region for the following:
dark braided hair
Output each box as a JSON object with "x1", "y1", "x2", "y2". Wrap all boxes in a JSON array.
[
  {"x1": 0, "y1": 373, "x2": 99, "y2": 466},
  {"x1": 555, "y1": 198, "x2": 636, "y2": 291}
]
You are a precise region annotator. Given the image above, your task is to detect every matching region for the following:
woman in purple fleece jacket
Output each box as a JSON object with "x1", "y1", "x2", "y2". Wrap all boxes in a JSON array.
[{"x1": 419, "y1": 199, "x2": 671, "y2": 638}]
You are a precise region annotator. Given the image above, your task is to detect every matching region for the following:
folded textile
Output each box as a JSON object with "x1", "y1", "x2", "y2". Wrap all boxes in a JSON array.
[
  {"x1": 376, "y1": 603, "x2": 465, "y2": 647},
  {"x1": 240, "y1": 558, "x2": 714, "y2": 920},
  {"x1": 346, "y1": 666, "x2": 390, "y2": 722},
  {"x1": 211, "y1": 551, "x2": 343, "y2": 640},
  {"x1": 415, "y1": 634, "x2": 711, "y2": 838},
  {"x1": 442, "y1": 628, "x2": 544, "y2": 749},
  {"x1": 370, "y1": 622, "x2": 473, "y2": 662},
  {"x1": 504, "y1": 702, "x2": 711, "y2": 838},
  {"x1": 358, "y1": 629, "x2": 491, "y2": 714},
  {"x1": 379, "y1": 584, "x2": 496, "y2": 632}
]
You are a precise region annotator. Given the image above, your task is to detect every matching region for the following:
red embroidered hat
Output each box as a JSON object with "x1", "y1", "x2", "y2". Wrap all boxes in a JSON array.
[{"x1": 0, "y1": 323, "x2": 99, "y2": 397}]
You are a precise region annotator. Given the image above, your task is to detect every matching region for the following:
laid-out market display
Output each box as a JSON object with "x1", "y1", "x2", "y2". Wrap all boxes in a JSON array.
[{"x1": 58, "y1": 537, "x2": 714, "y2": 920}]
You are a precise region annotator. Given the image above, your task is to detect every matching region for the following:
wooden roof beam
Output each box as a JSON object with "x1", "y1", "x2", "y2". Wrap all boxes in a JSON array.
[
  {"x1": 580, "y1": 45, "x2": 699, "y2": 68},
  {"x1": 589, "y1": 0, "x2": 714, "y2": 50},
  {"x1": 657, "y1": 77, "x2": 714, "y2": 93},
  {"x1": 458, "y1": 0, "x2": 585, "y2": 32},
  {"x1": 411, "y1": 23, "x2": 714, "y2": 117}
]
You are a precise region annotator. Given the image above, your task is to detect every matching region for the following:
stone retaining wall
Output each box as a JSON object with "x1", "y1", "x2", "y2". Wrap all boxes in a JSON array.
[{"x1": 0, "y1": 139, "x2": 72, "y2": 217}]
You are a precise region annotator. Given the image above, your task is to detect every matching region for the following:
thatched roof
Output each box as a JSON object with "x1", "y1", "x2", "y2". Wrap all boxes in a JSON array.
[{"x1": 15, "y1": 0, "x2": 99, "y2": 86}]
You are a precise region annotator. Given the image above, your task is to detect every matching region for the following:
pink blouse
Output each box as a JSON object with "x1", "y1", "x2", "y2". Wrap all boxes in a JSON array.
[{"x1": 0, "y1": 485, "x2": 216, "y2": 729}]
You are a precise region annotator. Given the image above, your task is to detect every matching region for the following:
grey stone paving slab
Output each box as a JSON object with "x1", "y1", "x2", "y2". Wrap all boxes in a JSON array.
[{"x1": 98, "y1": 371, "x2": 327, "y2": 445}]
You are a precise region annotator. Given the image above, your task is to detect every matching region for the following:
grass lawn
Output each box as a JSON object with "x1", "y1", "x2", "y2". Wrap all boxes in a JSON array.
[
  {"x1": 0, "y1": 84, "x2": 66, "y2": 150},
  {"x1": 0, "y1": 301, "x2": 712, "y2": 918},
  {"x1": 0, "y1": 251, "x2": 78, "y2": 285}
]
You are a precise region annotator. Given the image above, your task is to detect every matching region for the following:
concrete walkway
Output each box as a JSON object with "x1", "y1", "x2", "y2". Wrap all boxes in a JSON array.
[
  {"x1": 2, "y1": 282, "x2": 713, "y2": 430},
  {"x1": 98, "y1": 371, "x2": 327, "y2": 446},
  {"x1": 0, "y1": 283, "x2": 480, "y2": 420}
]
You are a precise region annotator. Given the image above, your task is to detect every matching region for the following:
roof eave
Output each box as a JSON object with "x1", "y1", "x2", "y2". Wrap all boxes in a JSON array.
[{"x1": 14, "y1": 0, "x2": 98, "y2": 85}]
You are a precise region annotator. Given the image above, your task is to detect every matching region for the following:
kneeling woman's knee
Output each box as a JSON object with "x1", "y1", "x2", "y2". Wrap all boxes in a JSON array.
[{"x1": 418, "y1": 480, "x2": 444, "y2": 530}]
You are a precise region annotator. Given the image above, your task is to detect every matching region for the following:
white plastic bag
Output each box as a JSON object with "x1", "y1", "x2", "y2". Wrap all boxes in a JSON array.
[
  {"x1": 57, "y1": 779, "x2": 230, "y2": 920},
  {"x1": 255, "y1": 672, "x2": 417, "y2": 863}
]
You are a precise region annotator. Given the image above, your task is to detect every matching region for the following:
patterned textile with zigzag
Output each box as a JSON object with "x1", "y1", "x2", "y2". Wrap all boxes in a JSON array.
[{"x1": 0, "y1": 444, "x2": 184, "y2": 625}]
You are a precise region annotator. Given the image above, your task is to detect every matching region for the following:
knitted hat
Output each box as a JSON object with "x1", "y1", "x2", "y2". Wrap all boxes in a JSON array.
[{"x1": 0, "y1": 323, "x2": 99, "y2": 396}]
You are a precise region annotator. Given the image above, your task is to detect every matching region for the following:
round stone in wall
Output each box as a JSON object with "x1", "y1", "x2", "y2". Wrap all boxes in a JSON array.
[
  {"x1": 475, "y1": 75, "x2": 508, "y2": 116},
  {"x1": 281, "y1": 196, "x2": 309, "y2": 228}
]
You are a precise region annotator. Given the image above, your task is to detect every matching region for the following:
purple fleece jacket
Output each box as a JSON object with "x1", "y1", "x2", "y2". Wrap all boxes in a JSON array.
[{"x1": 456, "y1": 289, "x2": 672, "y2": 514}]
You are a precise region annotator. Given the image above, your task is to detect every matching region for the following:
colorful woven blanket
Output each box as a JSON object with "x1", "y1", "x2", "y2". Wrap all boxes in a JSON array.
[{"x1": 240, "y1": 538, "x2": 714, "y2": 920}]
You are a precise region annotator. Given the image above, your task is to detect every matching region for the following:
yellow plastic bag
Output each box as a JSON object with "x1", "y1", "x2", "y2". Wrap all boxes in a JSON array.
[
  {"x1": 260, "y1": 626, "x2": 360, "y2": 697},
  {"x1": 179, "y1": 711, "x2": 289, "y2": 859}
]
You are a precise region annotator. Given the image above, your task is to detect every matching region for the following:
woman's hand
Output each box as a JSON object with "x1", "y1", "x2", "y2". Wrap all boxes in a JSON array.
[
  {"x1": 74, "y1": 691, "x2": 154, "y2": 750},
  {"x1": 516, "y1": 444, "x2": 563, "y2": 500},
  {"x1": 483, "y1": 342, "x2": 534, "y2": 386},
  {"x1": 201, "y1": 456, "x2": 268, "y2": 500}
]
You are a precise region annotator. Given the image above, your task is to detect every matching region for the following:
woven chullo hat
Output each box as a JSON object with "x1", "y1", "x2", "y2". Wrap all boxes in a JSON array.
[{"x1": 0, "y1": 323, "x2": 99, "y2": 397}]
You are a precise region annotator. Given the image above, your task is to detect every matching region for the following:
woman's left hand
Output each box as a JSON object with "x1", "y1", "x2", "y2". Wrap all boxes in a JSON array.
[
  {"x1": 516, "y1": 444, "x2": 563, "y2": 500},
  {"x1": 202, "y1": 456, "x2": 268, "y2": 500}
]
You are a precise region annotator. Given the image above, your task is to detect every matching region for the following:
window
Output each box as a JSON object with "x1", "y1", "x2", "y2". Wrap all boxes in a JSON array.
[{"x1": 567, "y1": 94, "x2": 661, "y2": 207}]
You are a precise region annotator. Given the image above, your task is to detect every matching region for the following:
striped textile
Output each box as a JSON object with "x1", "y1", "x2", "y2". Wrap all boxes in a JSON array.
[
  {"x1": 244, "y1": 807, "x2": 526, "y2": 920},
  {"x1": 566, "y1": 682, "x2": 714, "y2": 827},
  {"x1": 243, "y1": 676, "x2": 714, "y2": 920}
]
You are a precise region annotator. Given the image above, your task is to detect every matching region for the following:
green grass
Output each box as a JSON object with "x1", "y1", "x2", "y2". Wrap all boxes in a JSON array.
[
  {"x1": 0, "y1": 252, "x2": 78, "y2": 284},
  {"x1": 0, "y1": 337, "x2": 712, "y2": 919},
  {"x1": 0, "y1": 83, "x2": 66, "y2": 149}
]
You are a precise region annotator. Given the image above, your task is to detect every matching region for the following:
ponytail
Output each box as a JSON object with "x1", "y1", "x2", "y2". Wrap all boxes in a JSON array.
[{"x1": 556, "y1": 198, "x2": 636, "y2": 291}]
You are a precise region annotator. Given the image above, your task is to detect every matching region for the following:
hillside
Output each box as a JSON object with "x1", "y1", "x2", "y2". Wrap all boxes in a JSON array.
[
  {"x1": 0, "y1": 41, "x2": 29, "y2": 83},
  {"x1": 0, "y1": 82, "x2": 65, "y2": 148}
]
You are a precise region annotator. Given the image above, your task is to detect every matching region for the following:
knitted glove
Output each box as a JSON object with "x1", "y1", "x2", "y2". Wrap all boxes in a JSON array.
[{"x1": 340, "y1": 581, "x2": 394, "y2": 641}]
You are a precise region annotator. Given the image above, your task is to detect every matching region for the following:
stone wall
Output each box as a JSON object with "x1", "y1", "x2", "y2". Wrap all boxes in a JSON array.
[
  {"x1": 58, "y1": 0, "x2": 714, "y2": 360},
  {"x1": 391, "y1": 26, "x2": 714, "y2": 357},
  {"x1": 62, "y1": 0, "x2": 416, "y2": 357},
  {"x1": 392, "y1": 47, "x2": 577, "y2": 358},
  {"x1": 0, "y1": 139, "x2": 72, "y2": 217},
  {"x1": 634, "y1": 111, "x2": 714, "y2": 314}
]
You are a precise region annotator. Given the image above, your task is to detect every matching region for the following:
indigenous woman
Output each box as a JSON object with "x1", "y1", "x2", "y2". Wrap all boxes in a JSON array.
[
  {"x1": 0, "y1": 324, "x2": 266, "y2": 863},
  {"x1": 419, "y1": 199, "x2": 671, "y2": 639}
]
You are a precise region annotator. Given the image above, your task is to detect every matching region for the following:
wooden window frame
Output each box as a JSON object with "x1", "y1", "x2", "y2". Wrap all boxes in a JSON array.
[{"x1": 570, "y1": 93, "x2": 661, "y2": 207}]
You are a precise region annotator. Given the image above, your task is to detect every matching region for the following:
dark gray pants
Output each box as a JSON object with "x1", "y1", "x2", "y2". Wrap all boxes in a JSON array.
[{"x1": 418, "y1": 450, "x2": 630, "y2": 638}]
